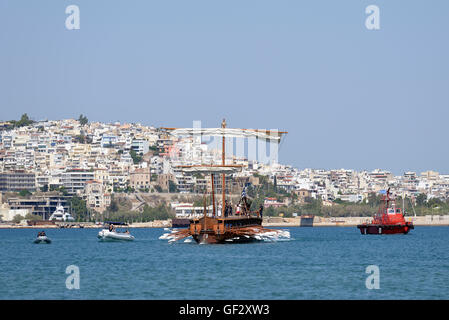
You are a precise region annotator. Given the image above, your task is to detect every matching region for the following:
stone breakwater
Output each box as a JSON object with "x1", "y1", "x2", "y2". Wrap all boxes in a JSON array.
[
  {"x1": 263, "y1": 215, "x2": 449, "y2": 227},
  {"x1": 1, "y1": 215, "x2": 448, "y2": 228},
  {"x1": 0, "y1": 220, "x2": 172, "y2": 229}
]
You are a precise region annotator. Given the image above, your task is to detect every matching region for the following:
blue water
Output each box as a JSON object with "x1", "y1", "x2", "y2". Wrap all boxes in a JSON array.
[{"x1": 0, "y1": 227, "x2": 448, "y2": 299}]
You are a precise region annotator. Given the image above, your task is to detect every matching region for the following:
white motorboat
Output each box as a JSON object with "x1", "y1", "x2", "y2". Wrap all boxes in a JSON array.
[
  {"x1": 49, "y1": 202, "x2": 75, "y2": 222},
  {"x1": 98, "y1": 229, "x2": 135, "y2": 241},
  {"x1": 98, "y1": 222, "x2": 135, "y2": 241},
  {"x1": 34, "y1": 234, "x2": 51, "y2": 244}
]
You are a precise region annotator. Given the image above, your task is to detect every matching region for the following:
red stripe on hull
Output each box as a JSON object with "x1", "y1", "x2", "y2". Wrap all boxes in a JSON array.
[{"x1": 357, "y1": 223, "x2": 414, "y2": 235}]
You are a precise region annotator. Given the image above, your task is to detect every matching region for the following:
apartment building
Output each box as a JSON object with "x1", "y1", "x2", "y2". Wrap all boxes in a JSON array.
[
  {"x1": 0, "y1": 171, "x2": 36, "y2": 192},
  {"x1": 83, "y1": 180, "x2": 111, "y2": 213},
  {"x1": 60, "y1": 169, "x2": 95, "y2": 195},
  {"x1": 130, "y1": 168, "x2": 151, "y2": 191}
]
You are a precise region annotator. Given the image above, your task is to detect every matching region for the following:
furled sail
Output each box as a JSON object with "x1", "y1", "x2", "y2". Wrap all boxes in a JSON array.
[
  {"x1": 164, "y1": 128, "x2": 286, "y2": 141},
  {"x1": 176, "y1": 165, "x2": 243, "y2": 174}
]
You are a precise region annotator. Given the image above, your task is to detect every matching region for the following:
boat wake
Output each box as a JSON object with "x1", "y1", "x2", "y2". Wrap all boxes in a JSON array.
[
  {"x1": 159, "y1": 229, "x2": 187, "y2": 243},
  {"x1": 252, "y1": 229, "x2": 291, "y2": 242}
]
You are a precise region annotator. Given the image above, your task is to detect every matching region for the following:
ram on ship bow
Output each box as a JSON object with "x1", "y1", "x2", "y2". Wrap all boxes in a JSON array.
[{"x1": 161, "y1": 119, "x2": 289, "y2": 244}]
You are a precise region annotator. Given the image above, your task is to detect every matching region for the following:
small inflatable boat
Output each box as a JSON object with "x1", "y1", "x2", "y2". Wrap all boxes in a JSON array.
[
  {"x1": 34, "y1": 236, "x2": 52, "y2": 244},
  {"x1": 98, "y1": 229, "x2": 135, "y2": 241}
]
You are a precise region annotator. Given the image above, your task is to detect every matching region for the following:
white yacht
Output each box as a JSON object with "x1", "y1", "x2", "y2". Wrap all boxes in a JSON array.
[{"x1": 49, "y1": 202, "x2": 75, "y2": 222}]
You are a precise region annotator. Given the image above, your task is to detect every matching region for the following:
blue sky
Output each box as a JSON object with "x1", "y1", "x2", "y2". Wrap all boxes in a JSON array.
[{"x1": 1, "y1": 1, "x2": 448, "y2": 174}]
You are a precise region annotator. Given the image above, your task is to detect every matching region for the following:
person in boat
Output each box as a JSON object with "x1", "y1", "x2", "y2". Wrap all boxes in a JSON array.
[{"x1": 259, "y1": 205, "x2": 264, "y2": 219}]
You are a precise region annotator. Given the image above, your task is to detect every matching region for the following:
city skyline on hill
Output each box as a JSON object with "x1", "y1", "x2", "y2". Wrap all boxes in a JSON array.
[{"x1": 1, "y1": 1, "x2": 448, "y2": 174}]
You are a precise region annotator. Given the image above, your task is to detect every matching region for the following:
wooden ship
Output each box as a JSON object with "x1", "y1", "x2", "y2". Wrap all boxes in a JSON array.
[{"x1": 160, "y1": 119, "x2": 289, "y2": 244}]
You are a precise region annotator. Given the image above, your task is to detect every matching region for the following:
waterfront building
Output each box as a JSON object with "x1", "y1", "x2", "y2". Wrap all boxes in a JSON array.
[
  {"x1": 130, "y1": 168, "x2": 151, "y2": 191},
  {"x1": 293, "y1": 188, "x2": 312, "y2": 204},
  {"x1": 0, "y1": 171, "x2": 36, "y2": 192},
  {"x1": 7, "y1": 196, "x2": 70, "y2": 220},
  {"x1": 83, "y1": 180, "x2": 111, "y2": 213},
  {"x1": 157, "y1": 173, "x2": 175, "y2": 192},
  {"x1": 264, "y1": 197, "x2": 284, "y2": 208},
  {"x1": 60, "y1": 169, "x2": 95, "y2": 195},
  {"x1": 171, "y1": 202, "x2": 213, "y2": 218}
]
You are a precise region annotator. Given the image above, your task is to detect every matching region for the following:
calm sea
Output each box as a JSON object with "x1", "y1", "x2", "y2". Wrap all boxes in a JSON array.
[{"x1": 0, "y1": 226, "x2": 448, "y2": 299}]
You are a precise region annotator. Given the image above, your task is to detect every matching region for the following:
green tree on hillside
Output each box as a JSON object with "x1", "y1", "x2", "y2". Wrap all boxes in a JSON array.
[
  {"x1": 19, "y1": 189, "x2": 32, "y2": 197},
  {"x1": 78, "y1": 114, "x2": 88, "y2": 126},
  {"x1": 12, "y1": 215, "x2": 24, "y2": 224},
  {"x1": 70, "y1": 196, "x2": 88, "y2": 221},
  {"x1": 130, "y1": 149, "x2": 142, "y2": 164},
  {"x1": 416, "y1": 193, "x2": 427, "y2": 206},
  {"x1": 25, "y1": 213, "x2": 42, "y2": 221},
  {"x1": 168, "y1": 180, "x2": 178, "y2": 193},
  {"x1": 11, "y1": 113, "x2": 34, "y2": 128}
]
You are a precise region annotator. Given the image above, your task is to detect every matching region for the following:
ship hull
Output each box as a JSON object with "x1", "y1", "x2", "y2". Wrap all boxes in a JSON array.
[
  {"x1": 189, "y1": 216, "x2": 263, "y2": 244},
  {"x1": 192, "y1": 232, "x2": 261, "y2": 244},
  {"x1": 357, "y1": 223, "x2": 414, "y2": 235}
]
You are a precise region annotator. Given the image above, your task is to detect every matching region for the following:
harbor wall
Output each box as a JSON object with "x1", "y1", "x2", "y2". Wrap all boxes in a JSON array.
[
  {"x1": 263, "y1": 215, "x2": 449, "y2": 227},
  {"x1": 1, "y1": 216, "x2": 449, "y2": 228}
]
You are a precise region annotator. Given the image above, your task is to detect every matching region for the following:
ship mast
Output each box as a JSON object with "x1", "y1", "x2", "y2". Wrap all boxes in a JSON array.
[
  {"x1": 211, "y1": 173, "x2": 216, "y2": 217},
  {"x1": 221, "y1": 118, "x2": 226, "y2": 217}
]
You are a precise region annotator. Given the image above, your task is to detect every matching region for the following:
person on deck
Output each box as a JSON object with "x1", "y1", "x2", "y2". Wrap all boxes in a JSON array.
[{"x1": 224, "y1": 200, "x2": 229, "y2": 217}]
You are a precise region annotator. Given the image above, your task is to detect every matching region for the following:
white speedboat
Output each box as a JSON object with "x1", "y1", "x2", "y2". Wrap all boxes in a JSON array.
[{"x1": 34, "y1": 235, "x2": 51, "y2": 244}]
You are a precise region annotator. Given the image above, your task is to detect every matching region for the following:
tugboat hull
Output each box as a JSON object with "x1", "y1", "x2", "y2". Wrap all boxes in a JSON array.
[{"x1": 357, "y1": 223, "x2": 414, "y2": 235}]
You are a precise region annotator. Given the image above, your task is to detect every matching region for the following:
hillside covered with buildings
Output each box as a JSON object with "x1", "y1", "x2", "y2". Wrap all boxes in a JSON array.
[{"x1": 1, "y1": 115, "x2": 449, "y2": 222}]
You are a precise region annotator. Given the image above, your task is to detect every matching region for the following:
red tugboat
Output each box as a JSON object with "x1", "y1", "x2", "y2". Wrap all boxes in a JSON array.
[{"x1": 357, "y1": 188, "x2": 414, "y2": 235}]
